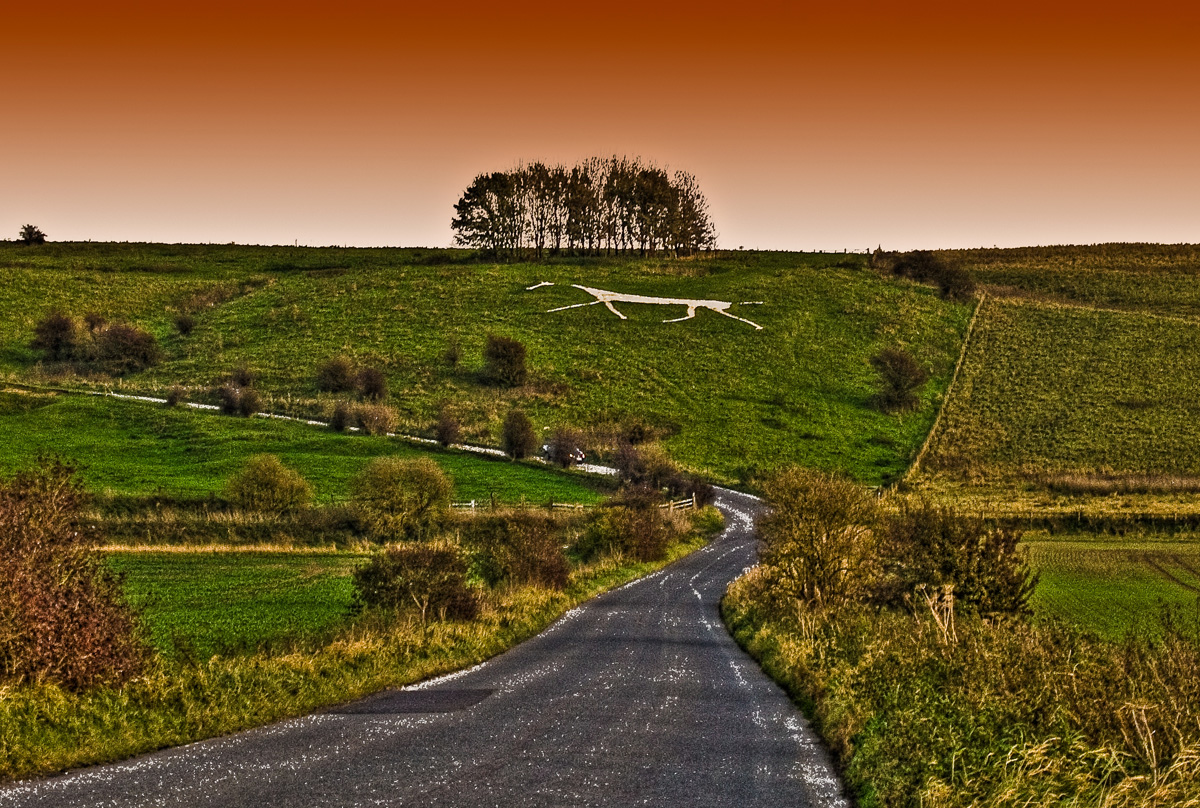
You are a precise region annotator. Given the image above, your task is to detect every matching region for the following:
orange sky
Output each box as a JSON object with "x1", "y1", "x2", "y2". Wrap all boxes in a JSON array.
[{"x1": 5, "y1": 1, "x2": 1198, "y2": 250}]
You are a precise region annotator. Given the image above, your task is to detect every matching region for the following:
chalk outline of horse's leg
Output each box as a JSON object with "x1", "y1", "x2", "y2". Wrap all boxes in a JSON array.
[
  {"x1": 662, "y1": 306, "x2": 698, "y2": 324},
  {"x1": 712, "y1": 307, "x2": 764, "y2": 330},
  {"x1": 546, "y1": 299, "x2": 629, "y2": 320}
]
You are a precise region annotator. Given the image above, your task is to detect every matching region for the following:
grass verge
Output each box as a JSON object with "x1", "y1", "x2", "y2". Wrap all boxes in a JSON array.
[{"x1": 722, "y1": 568, "x2": 1200, "y2": 807}]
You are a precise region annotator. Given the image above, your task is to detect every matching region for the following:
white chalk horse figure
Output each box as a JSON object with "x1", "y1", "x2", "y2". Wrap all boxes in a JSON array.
[{"x1": 526, "y1": 282, "x2": 764, "y2": 331}]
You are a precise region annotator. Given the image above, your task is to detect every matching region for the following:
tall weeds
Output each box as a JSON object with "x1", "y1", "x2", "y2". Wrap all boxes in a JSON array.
[{"x1": 723, "y1": 572, "x2": 1200, "y2": 807}]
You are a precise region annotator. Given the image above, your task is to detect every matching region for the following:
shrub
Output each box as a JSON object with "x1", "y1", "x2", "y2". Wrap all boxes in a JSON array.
[
  {"x1": 501, "y1": 409, "x2": 536, "y2": 459},
  {"x1": 225, "y1": 454, "x2": 313, "y2": 514},
  {"x1": 756, "y1": 466, "x2": 878, "y2": 609},
  {"x1": 328, "y1": 400, "x2": 352, "y2": 432},
  {"x1": 352, "y1": 541, "x2": 478, "y2": 623},
  {"x1": 231, "y1": 363, "x2": 255, "y2": 388},
  {"x1": 18, "y1": 224, "x2": 46, "y2": 246},
  {"x1": 316, "y1": 356, "x2": 356, "y2": 393},
  {"x1": 891, "y1": 249, "x2": 976, "y2": 301},
  {"x1": 482, "y1": 333, "x2": 527, "y2": 387},
  {"x1": 351, "y1": 456, "x2": 453, "y2": 541},
  {"x1": 875, "y1": 499, "x2": 1037, "y2": 616},
  {"x1": 464, "y1": 511, "x2": 569, "y2": 589},
  {"x1": 173, "y1": 313, "x2": 196, "y2": 336},
  {"x1": 935, "y1": 263, "x2": 976, "y2": 302},
  {"x1": 870, "y1": 346, "x2": 929, "y2": 412},
  {"x1": 354, "y1": 402, "x2": 396, "y2": 435},
  {"x1": 94, "y1": 322, "x2": 161, "y2": 374},
  {"x1": 612, "y1": 441, "x2": 711, "y2": 502},
  {"x1": 217, "y1": 384, "x2": 241, "y2": 415},
  {"x1": 83, "y1": 312, "x2": 107, "y2": 332},
  {"x1": 237, "y1": 387, "x2": 261, "y2": 417},
  {"x1": 0, "y1": 458, "x2": 145, "y2": 690},
  {"x1": 356, "y1": 366, "x2": 388, "y2": 401},
  {"x1": 575, "y1": 491, "x2": 675, "y2": 562},
  {"x1": 613, "y1": 442, "x2": 679, "y2": 490},
  {"x1": 164, "y1": 385, "x2": 186, "y2": 407},
  {"x1": 545, "y1": 426, "x2": 585, "y2": 468},
  {"x1": 891, "y1": 249, "x2": 942, "y2": 283},
  {"x1": 434, "y1": 407, "x2": 461, "y2": 447},
  {"x1": 31, "y1": 310, "x2": 78, "y2": 361}
]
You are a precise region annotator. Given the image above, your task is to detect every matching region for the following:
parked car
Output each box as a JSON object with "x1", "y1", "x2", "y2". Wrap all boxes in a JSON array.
[{"x1": 542, "y1": 443, "x2": 585, "y2": 464}]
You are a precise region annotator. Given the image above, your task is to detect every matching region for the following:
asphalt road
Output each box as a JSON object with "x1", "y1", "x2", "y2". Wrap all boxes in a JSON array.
[{"x1": 2, "y1": 489, "x2": 847, "y2": 807}]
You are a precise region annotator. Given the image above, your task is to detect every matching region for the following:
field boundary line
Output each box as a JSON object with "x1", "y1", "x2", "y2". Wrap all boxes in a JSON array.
[{"x1": 903, "y1": 292, "x2": 988, "y2": 484}]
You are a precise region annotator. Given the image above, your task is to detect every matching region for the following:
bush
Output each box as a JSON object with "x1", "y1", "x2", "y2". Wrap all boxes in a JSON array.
[
  {"x1": 356, "y1": 366, "x2": 388, "y2": 401},
  {"x1": 164, "y1": 385, "x2": 186, "y2": 407},
  {"x1": 351, "y1": 456, "x2": 453, "y2": 541},
  {"x1": 328, "y1": 400, "x2": 352, "y2": 432},
  {"x1": 316, "y1": 356, "x2": 356, "y2": 393},
  {"x1": 31, "y1": 310, "x2": 78, "y2": 361},
  {"x1": 83, "y1": 312, "x2": 107, "y2": 332},
  {"x1": 94, "y1": 322, "x2": 161, "y2": 374},
  {"x1": 935, "y1": 263, "x2": 976, "y2": 301},
  {"x1": 613, "y1": 442, "x2": 679, "y2": 489},
  {"x1": 482, "y1": 333, "x2": 527, "y2": 387},
  {"x1": 545, "y1": 426, "x2": 584, "y2": 468},
  {"x1": 612, "y1": 441, "x2": 711, "y2": 502},
  {"x1": 875, "y1": 499, "x2": 1037, "y2": 616},
  {"x1": 756, "y1": 466, "x2": 879, "y2": 609},
  {"x1": 217, "y1": 384, "x2": 241, "y2": 415},
  {"x1": 238, "y1": 387, "x2": 261, "y2": 417},
  {"x1": 18, "y1": 224, "x2": 46, "y2": 246},
  {"x1": 352, "y1": 541, "x2": 478, "y2": 623},
  {"x1": 231, "y1": 363, "x2": 255, "y2": 388},
  {"x1": 173, "y1": 313, "x2": 196, "y2": 336},
  {"x1": 464, "y1": 511, "x2": 569, "y2": 589},
  {"x1": 870, "y1": 346, "x2": 929, "y2": 412},
  {"x1": 434, "y1": 407, "x2": 461, "y2": 447},
  {"x1": 575, "y1": 491, "x2": 675, "y2": 562},
  {"x1": 225, "y1": 454, "x2": 313, "y2": 514},
  {"x1": 891, "y1": 249, "x2": 975, "y2": 301},
  {"x1": 501, "y1": 409, "x2": 536, "y2": 459},
  {"x1": 0, "y1": 459, "x2": 144, "y2": 690},
  {"x1": 354, "y1": 403, "x2": 396, "y2": 436}
]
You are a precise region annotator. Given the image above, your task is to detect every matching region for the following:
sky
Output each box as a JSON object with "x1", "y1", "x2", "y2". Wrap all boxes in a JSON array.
[{"x1": 5, "y1": 1, "x2": 1198, "y2": 251}]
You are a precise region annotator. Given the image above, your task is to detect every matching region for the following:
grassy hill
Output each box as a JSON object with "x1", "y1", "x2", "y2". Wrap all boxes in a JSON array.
[
  {"x1": 0, "y1": 243, "x2": 972, "y2": 486},
  {"x1": 919, "y1": 297, "x2": 1200, "y2": 486},
  {"x1": 0, "y1": 389, "x2": 603, "y2": 506},
  {"x1": 900, "y1": 244, "x2": 1200, "y2": 637}
]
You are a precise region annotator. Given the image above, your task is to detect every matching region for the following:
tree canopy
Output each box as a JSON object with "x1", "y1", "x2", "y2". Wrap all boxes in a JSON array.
[{"x1": 451, "y1": 157, "x2": 716, "y2": 259}]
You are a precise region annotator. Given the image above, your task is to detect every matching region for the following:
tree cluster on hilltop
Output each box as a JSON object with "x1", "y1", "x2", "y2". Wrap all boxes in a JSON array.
[{"x1": 451, "y1": 157, "x2": 716, "y2": 260}]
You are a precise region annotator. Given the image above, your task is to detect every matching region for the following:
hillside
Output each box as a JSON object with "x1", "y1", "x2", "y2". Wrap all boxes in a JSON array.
[{"x1": 0, "y1": 243, "x2": 971, "y2": 486}]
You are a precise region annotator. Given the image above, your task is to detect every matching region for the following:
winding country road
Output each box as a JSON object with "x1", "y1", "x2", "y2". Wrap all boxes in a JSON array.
[{"x1": 2, "y1": 489, "x2": 847, "y2": 807}]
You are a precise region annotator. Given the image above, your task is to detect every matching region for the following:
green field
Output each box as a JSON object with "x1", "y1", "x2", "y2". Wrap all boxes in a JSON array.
[
  {"x1": 0, "y1": 390, "x2": 603, "y2": 505},
  {"x1": 108, "y1": 550, "x2": 364, "y2": 657},
  {"x1": 951, "y1": 243, "x2": 1200, "y2": 317},
  {"x1": 1025, "y1": 533, "x2": 1200, "y2": 640},
  {"x1": 918, "y1": 297, "x2": 1200, "y2": 484},
  {"x1": 0, "y1": 243, "x2": 971, "y2": 485}
]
